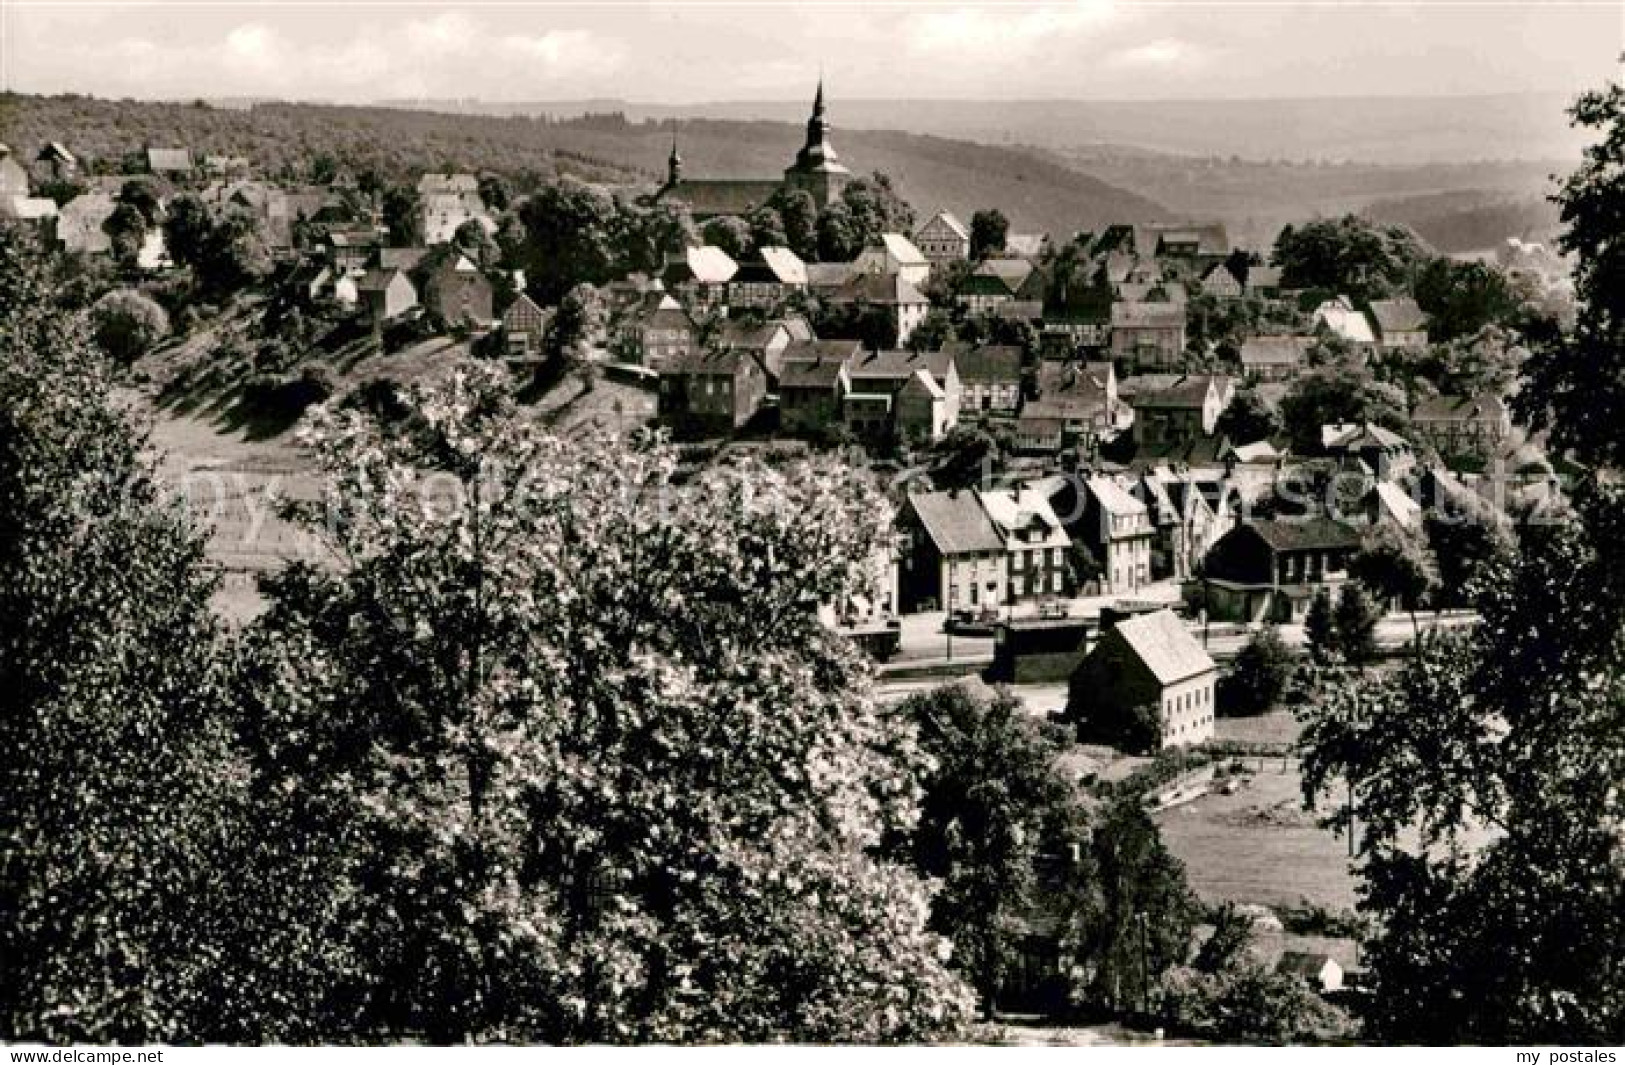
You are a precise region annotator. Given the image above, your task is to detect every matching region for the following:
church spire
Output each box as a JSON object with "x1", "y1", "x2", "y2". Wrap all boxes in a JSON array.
[{"x1": 666, "y1": 128, "x2": 682, "y2": 186}]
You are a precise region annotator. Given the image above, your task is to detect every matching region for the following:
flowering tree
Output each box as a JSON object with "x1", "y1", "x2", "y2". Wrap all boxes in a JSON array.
[{"x1": 239, "y1": 364, "x2": 974, "y2": 1042}]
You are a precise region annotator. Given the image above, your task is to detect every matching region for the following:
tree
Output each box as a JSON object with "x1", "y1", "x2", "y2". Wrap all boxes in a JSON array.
[
  {"x1": 1078, "y1": 799, "x2": 1196, "y2": 1014},
  {"x1": 746, "y1": 205, "x2": 788, "y2": 256},
  {"x1": 89, "y1": 289, "x2": 169, "y2": 364},
  {"x1": 1413, "y1": 256, "x2": 1524, "y2": 342},
  {"x1": 1332, "y1": 582, "x2": 1380, "y2": 665},
  {"x1": 1422, "y1": 488, "x2": 1514, "y2": 608},
  {"x1": 509, "y1": 179, "x2": 623, "y2": 304},
  {"x1": 969, "y1": 209, "x2": 1009, "y2": 261},
  {"x1": 1304, "y1": 588, "x2": 1337, "y2": 661},
  {"x1": 0, "y1": 229, "x2": 347, "y2": 1042},
  {"x1": 898, "y1": 683, "x2": 1084, "y2": 1012},
  {"x1": 929, "y1": 424, "x2": 1009, "y2": 491},
  {"x1": 763, "y1": 187, "x2": 818, "y2": 261},
  {"x1": 1213, "y1": 386, "x2": 1281, "y2": 445},
  {"x1": 1349, "y1": 524, "x2": 1436, "y2": 640},
  {"x1": 1160, "y1": 957, "x2": 1353, "y2": 1044},
  {"x1": 1220, "y1": 625, "x2": 1294, "y2": 716},
  {"x1": 199, "y1": 205, "x2": 273, "y2": 293},
  {"x1": 543, "y1": 282, "x2": 607, "y2": 363},
  {"x1": 245, "y1": 366, "x2": 976, "y2": 1041},
  {"x1": 1271, "y1": 215, "x2": 1429, "y2": 299},
  {"x1": 1279, "y1": 366, "x2": 1410, "y2": 454},
  {"x1": 477, "y1": 172, "x2": 511, "y2": 214},
  {"x1": 381, "y1": 185, "x2": 424, "y2": 247},
  {"x1": 1298, "y1": 88, "x2": 1625, "y2": 1042},
  {"x1": 815, "y1": 202, "x2": 861, "y2": 262},
  {"x1": 162, "y1": 192, "x2": 214, "y2": 272},
  {"x1": 103, "y1": 201, "x2": 148, "y2": 266},
  {"x1": 116, "y1": 178, "x2": 163, "y2": 227},
  {"x1": 701, "y1": 216, "x2": 752, "y2": 260},
  {"x1": 452, "y1": 218, "x2": 498, "y2": 268}
]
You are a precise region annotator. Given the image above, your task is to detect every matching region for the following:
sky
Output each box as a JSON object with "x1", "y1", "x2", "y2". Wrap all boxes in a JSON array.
[{"x1": 1, "y1": 1, "x2": 1621, "y2": 105}]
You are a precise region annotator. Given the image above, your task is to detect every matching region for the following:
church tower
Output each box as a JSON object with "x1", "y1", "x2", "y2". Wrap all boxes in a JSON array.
[
  {"x1": 783, "y1": 77, "x2": 850, "y2": 210},
  {"x1": 665, "y1": 131, "x2": 683, "y2": 189}
]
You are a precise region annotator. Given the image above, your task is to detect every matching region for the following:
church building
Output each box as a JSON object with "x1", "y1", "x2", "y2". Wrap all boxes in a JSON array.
[{"x1": 656, "y1": 79, "x2": 852, "y2": 219}]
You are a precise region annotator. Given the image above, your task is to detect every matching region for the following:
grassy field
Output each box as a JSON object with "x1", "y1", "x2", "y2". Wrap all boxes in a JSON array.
[{"x1": 1155, "y1": 762, "x2": 1360, "y2": 912}]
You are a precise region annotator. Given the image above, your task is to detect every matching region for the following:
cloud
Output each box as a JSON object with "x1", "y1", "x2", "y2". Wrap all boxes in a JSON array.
[
  {"x1": 908, "y1": 1, "x2": 1118, "y2": 58},
  {"x1": 1109, "y1": 37, "x2": 1206, "y2": 69},
  {"x1": 14, "y1": 10, "x2": 623, "y2": 101}
]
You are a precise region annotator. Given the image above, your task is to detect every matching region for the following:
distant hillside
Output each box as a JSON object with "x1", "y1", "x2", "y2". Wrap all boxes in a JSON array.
[
  {"x1": 0, "y1": 93, "x2": 1166, "y2": 236},
  {"x1": 1361, "y1": 189, "x2": 1561, "y2": 254},
  {"x1": 389, "y1": 93, "x2": 1588, "y2": 166},
  {"x1": 1050, "y1": 146, "x2": 1561, "y2": 249}
]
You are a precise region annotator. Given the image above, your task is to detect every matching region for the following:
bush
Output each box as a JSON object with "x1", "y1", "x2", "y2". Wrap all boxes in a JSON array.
[
  {"x1": 1220, "y1": 625, "x2": 1294, "y2": 717},
  {"x1": 240, "y1": 364, "x2": 336, "y2": 423},
  {"x1": 90, "y1": 289, "x2": 170, "y2": 365}
]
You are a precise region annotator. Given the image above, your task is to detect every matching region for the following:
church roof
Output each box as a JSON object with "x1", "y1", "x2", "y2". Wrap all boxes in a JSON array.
[{"x1": 660, "y1": 178, "x2": 782, "y2": 219}]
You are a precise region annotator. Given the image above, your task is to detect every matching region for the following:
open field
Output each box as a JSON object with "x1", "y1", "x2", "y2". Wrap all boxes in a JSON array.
[{"x1": 1155, "y1": 762, "x2": 1358, "y2": 912}]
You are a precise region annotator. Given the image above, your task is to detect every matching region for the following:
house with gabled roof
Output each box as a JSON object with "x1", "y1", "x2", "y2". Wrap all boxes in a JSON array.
[
  {"x1": 728, "y1": 246, "x2": 808, "y2": 310},
  {"x1": 827, "y1": 270, "x2": 931, "y2": 346},
  {"x1": 1197, "y1": 517, "x2": 1363, "y2": 622},
  {"x1": 897, "y1": 489, "x2": 1009, "y2": 613},
  {"x1": 145, "y1": 147, "x2": 194, "y2": 176},
  {"x1": 55, "y1": 191, "x2": 116, "y2": 255},
  {"x1": 1199, "y1": 262, "x2": 1244, "y2": 299},
  {"x1": 662, "y1": 245, "x2": 738, "y2": 312},
  {"x1": 961, "y1": 257, "x2": 1036, "y2": 313},
  {"x1": 914, "y1": 210, "x2": 970, "y2": 264},
  {"x1": 779, "y1": 339, "x2": 861, "y2": 434},
  {"x1": 357, "y1": 267, "x2": 418, "y2": 322},
  {"x1": 845, "y1": 347, "x2": 961, "y2": 442},
  {"x1": 621, "y1": 290, "x2": 699, "y2": 370},
  {"x1": 1245, "y1": 266, "x2": 1284, "y2": 297},
  {"x1": 980, "y1": 486, "x2": 1072, "y2": 602},
  {"x1": 946, "y1": 341, "x2": 1023, "y2": 414},
  {"x1": 1411, "y1": 393, "x2": 1510, "y2": 459},
  {"x1": 1129, "y1": 374, "x2": 1233, "y2": 446},
  {"x1": 1312, "y1": 296, "x2": 1377, "y2": 350},
  {"x1": 853, "y1": 232, "x2": 931, "y2": 287},
  {"x1": 1132, "y1": 466, "x2": 1234, "y2": 581},
  {"x1": 658, "y1": 344, "x2": 767, "y2": 434},
  {"x1": 35, "y1": 141, "x2": 77, "y2": 181},
  {"x1": 501, "y1": 293, "x2": 551, "y2": 356},
  {"x1": 1026, "y1": 360, "x2": 1117, "y2": 451},
  {"x1": 1367, "y1": 297, "x2": 1429, "y2": 351},
  {"x1": 1070, "y1": 608, "x2": 1217, "y2": 750},
  {"x1": 1321, "y1": 421, "x2": 1414, "y2": 479},
  {"x1": 1239, "y1": 335, "x2": 1311, "y2": 382},
  {"x1": 1111, "y1": 301, "x2": 1188, "y2": 367}
]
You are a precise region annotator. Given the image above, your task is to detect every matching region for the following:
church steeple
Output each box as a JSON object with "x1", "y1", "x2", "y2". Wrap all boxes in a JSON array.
[
  {"x1": 783, "y1": 75, "x2": 851, "y2": 209},
  {"x1": 794, "y1": 75, "x2": 843, "y2": 174},
  {"x1": 666, "y1": 129, "x2": 682, "y2": 187}
]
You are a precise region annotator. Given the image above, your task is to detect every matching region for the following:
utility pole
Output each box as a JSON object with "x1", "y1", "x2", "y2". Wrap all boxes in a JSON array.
[
  {"x1": 1137, "y1": 911, "x2": 1152, "y2": 1017},
  {"x1": 1347, "y1": 777, "x2": 1357, "y2": 859}
]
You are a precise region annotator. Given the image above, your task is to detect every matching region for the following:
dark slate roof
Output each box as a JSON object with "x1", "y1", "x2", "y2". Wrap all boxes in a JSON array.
[
  {"x1": 849, "y1": 348, "x2": 954, "y2": 383},
  {"x1": 1132, "y1": 374, "x2": 1228, "y2": 410},
  {"x1": 834, "y1": 270, "x2": 928, "y2": 306},
  {"x1": 660, "y1": 178, "x2": 783, "y2": 218},
  {"x1": 909, "y1": 491, "x2": 1005, "y2": 555},
  {"x1": 1240, "y1": 335, "x2": 1311, "y2": 367},
  {"x1": 1368, "y1": 297, "x2": 1428, "y2": 335},
  {"x1": 146, "y1": 147, "x2": 193, "y2": 173},
  {"x1": 663, "y1": 346, "x2": 756, "y2": 375},
  {"x1": 1112, "y1": 301, "x2": 1186, "y2": 328},
  {"x1": 1109, "y1": 609, "x2": 1216, "y2": 685},
  {"x1": 357, "y1": 267, "x2": 408, "y2": 293},
  {"x1": 943, "y1": 342, "x2": 1022, "y2": 383},
  {"x1": 1248, "y1": 517, "x2": 1363, "y2": 553}
]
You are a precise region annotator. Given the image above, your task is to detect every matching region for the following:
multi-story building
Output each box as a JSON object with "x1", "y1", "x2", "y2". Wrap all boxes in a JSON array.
[{"x1": 913, "y1": 210, "x2": 970, "y2": 264}]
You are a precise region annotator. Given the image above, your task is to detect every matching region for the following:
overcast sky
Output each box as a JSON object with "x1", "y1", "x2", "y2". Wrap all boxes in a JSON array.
[{"x1": 2, "y1": 2, "x2": 1620, "y2": 105}]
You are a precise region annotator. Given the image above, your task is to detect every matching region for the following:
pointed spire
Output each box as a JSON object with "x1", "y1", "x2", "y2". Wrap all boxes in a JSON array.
[{"x1": 812, "y1": 73, "x2": 825, "y2": 119}]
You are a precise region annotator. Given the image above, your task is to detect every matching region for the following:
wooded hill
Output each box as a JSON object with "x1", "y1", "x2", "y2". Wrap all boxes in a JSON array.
[{"x1": 0, "y1": 93, "x2": 1167, "y2": 236}]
